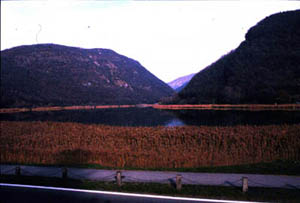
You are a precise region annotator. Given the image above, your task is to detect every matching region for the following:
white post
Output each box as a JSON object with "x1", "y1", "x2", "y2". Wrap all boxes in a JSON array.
[
  {"x1": 176, "y1": 174, "x2": 182, "y2": 191},
  {"x1": 242, "y1": 177, "x2": 248, "y2": 193},
  {"x1": 116, "y1": 171, "x2": 122, "y2": 186}
]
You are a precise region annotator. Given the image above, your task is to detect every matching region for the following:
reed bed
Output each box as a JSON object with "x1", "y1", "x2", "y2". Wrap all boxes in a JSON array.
[{"x1": 1, "y1": 121, "x2": 299, "y2": 168}]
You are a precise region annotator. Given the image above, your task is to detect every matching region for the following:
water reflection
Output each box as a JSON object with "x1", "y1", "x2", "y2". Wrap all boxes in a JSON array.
[
  {"x1": 171, "y1": 110, "x2": 300, "y2": 126},
  {"x1": 1, "y1": 108, "x2": 176, "y2": 127},
  {"x1": 1, "y1": 107, "x2": 300, "y2": 126},
  {"x1": 164, "y1": 118, "x2": 185, "y2": 127}
]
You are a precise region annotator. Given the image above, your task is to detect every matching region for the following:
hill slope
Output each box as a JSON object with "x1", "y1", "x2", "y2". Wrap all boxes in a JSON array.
[
  {"x1": 174, "y1": 10, "x2": 300, "y2": 104},
  {"x1": 168, "y1": 73, "x2": 196, "y2": 92},
  {"x1": 1, "y1": 44, "x2": 174, "y2": 107}
]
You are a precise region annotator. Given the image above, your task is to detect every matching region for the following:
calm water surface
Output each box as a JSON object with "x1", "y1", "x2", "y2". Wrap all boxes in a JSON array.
[{"x1": 1, "y1": 107, "x2": 300, "y2": 126}]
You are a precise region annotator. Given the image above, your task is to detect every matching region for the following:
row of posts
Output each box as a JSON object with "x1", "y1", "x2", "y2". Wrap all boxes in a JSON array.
[{"x1": 13, "y1": 167, "x2": 248, "y2": 192}]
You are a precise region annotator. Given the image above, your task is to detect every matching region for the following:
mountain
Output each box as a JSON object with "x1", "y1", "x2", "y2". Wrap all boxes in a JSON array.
[
  {"x1": 168, "y1": 73, "x2": 196, "y2": 92},
  {"x1": 1, "y1": 44, "x2": 174, "y2": 107},
  {"x1": 173, "y1": 10, "x2": 300, "y2": 104}
]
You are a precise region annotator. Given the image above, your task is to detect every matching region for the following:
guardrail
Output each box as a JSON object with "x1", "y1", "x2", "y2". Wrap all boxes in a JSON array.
[{"x1": 2, "y1": 165, "x2": 299, "y2": 192}]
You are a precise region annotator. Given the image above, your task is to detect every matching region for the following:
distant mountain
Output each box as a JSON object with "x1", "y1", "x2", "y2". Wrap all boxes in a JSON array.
[
  {"x1": 173, "y1": 10, "x2": 300, "y2": 104},
  {"x1": 168, "y1": 73, "x2": 196, "y2": 92},
  {"x1": 1, "y1": 44, "x2": 174, "y2": 107}
]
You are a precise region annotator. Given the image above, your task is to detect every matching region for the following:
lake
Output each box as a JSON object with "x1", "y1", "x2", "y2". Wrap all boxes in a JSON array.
[{"x1": 1, "y1": 107, "x2": 300, "y2": 126}]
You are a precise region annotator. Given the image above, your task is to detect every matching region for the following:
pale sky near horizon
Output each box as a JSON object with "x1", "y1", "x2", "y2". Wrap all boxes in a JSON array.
[{"x1": 1, "y1": 1, "x2": 300, "y2": 82}]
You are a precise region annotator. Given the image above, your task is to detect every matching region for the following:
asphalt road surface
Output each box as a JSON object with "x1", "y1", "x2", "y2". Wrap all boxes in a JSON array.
[{"x1": 0, "y1": 184, "x2": 252, "y2": 203}]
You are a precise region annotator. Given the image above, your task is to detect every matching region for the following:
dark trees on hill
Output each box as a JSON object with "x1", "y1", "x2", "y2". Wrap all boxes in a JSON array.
[
  {"x1": 174, "y1": 10, "x2": 300, "y2": 104},
  {"x1": 1, "y1": 44, "x2": 174, "y2": 107}
]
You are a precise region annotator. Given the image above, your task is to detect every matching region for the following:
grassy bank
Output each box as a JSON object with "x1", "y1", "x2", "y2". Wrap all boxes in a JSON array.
[
  {"x1": 1, "y1": 104, "x2": 300, "y2": 114},
  {"x1": 0, "y1": 105, "x2": 138, "y2": 114},
  {"x1": 1, "y1": 175, "x2": 299, "y2": 202},
  {"x1": 153, "y1": 104, "x2": 300, "y2": 111},
  {"x1": 1, "y1": 121, "x2": 299, "y2": 170}
]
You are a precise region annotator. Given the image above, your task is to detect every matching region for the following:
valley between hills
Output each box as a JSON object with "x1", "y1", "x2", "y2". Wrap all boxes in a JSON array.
[{"x1": 1, "y1": 10, "x2": 300, "y2": 173}]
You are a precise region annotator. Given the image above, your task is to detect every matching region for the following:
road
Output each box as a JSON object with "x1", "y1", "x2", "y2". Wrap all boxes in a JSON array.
[
  {"x1": 0, "y1": 184, "x2": 252, "y2": 203},
  {"x1": 1, "y1": 164, "x2": 300, "y2": 189}
]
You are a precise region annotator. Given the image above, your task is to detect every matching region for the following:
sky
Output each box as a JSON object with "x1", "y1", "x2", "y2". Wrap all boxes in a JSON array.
[{"x1": 1, "y1": 1, "x2": 300, "y2": 83}]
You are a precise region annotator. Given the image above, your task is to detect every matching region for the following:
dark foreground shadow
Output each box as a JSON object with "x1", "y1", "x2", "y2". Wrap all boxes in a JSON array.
[{"x1": 56, "y1": 149, "x2": 93, "y2": 165}]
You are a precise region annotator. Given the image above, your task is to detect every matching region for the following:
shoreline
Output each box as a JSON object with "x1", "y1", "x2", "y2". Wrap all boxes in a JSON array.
[{"x1": 1, "y1": 103, "x2": 300, "y2": 114}]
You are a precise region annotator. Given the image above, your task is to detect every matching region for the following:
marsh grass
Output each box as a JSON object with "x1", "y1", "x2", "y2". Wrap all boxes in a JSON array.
[{"x1": 1, "y1": 121, "x2": 299, "y2": 169}]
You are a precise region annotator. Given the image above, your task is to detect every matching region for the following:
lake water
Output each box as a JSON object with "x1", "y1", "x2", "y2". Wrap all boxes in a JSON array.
[{"x1": 1, "y1": 107, "x2": 300, "y2": 126}]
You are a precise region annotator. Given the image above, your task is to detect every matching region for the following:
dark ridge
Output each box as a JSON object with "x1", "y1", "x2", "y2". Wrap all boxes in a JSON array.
[
  {"x1": 1, "y1": 44, "x2": 174, "y2": 107},
  {"x1": 172, "y1": 10, "x2": 300, "y2": 104}
]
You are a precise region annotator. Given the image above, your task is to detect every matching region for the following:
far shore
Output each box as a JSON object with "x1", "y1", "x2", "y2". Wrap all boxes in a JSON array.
[{"x1": 1, "y1": 103, "x2": 300, "y2": 114}]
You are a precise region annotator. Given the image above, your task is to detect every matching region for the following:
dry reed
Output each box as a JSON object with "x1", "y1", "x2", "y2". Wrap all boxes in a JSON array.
[{"x1": 1, "y1": 121, "x2": 299, "y2": 168}]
